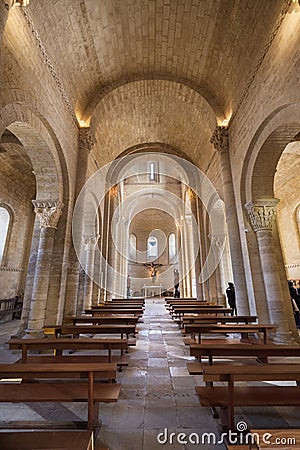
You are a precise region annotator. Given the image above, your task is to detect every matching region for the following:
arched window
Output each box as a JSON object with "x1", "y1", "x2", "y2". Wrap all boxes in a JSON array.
[
  {"x1": 0, "y1": 206, "x2": 10, "y2": 263},
  {"x1": 129, "y1": 233, "x2": 137, "y2": 261},
  {"x1": 147, "y1": 235, "x2": 158, "y2": 259},
  {"x1": 168, "y1": 233, "x2": 176, "y2": 262}
]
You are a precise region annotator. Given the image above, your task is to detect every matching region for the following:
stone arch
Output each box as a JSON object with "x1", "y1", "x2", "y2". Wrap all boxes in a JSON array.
[
  {"x1": 294, "y1": 203, "x2": 300, "y2": 251},
  {"x1": 82, "y1": 76, "x2": 225, "y2": 124},
  {"x1": 240, "y1": 103, "x2": 300, "y2": 341},
  {"x1": 89, "y1": 80, "x2": 217, "y2": 170},
  {"x1": 241, "y1": 103, "x2": 300, "y2": 204},
  {"x1": 0, "y1": 103, "x2": 64, "y2": 202},
  {"x1": 0, "y1": 202, "x2": 14, "y2": 265},
  {"x1": 0, "y1": 101, "x2": 71, "y2": 332}
]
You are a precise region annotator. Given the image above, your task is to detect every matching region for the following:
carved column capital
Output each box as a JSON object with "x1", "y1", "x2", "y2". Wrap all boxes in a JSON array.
[
  {"x1": 79, "y1": 127, "x2": 96, "y2": 153},
  {"x1": 245, "y1": 199, "x2": 279, "y2": 232},
  {"x1": 32, "y1": 200, "x2": 64, "y2": 229},
  {"x1": 4, "y1": 0, "x2": 29, "y2": 8},
  {"x1": 83, "y1": 234, "x2": 99, "y2": 250},
  {"x1": 209, "y1": 234, "x2": 226, "y2": 251},
  {"x1": 210, "y1": 126, "x2": 229, "y2": 153}
]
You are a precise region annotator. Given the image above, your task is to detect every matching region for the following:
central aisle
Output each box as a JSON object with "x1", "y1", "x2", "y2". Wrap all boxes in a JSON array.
[{"x1": 97, "y1": 298, "x2": 225, "y2": 450}]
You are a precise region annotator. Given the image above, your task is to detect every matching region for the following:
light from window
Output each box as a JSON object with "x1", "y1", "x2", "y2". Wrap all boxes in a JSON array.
[
  {"x1": 129, "y1": 233, "x2": 137, "y2": 261},
  {"x1": 149, "y1": 162, "x2": 155, "y2": 180},
  {"x1": 148, "y1": 235, "x2": 158, "y2": 258},
  {"x1": 169, "y1": 233, "x2": 176, "y2": 262},
  {"x1": 0, "y1": 207, "x2": 10, "y2": 263}
]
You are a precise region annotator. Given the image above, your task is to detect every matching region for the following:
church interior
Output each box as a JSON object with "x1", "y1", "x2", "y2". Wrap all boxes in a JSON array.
[{"x1": 0, "y1": 0, "x2": 300, "y2": 449}]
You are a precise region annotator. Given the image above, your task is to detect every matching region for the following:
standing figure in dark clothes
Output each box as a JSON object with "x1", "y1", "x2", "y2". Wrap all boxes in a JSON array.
[
  {"x1": 288, "y1": 280, "x2": 300, "y2": 328},
  {"x1": 226, "y1": 282, "x2": 237, "y2": 316}
]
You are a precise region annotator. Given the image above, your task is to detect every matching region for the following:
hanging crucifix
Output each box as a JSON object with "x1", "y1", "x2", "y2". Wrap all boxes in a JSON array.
[{"x1": 144, "y1": 262, "x2": 162, "y2": 283}]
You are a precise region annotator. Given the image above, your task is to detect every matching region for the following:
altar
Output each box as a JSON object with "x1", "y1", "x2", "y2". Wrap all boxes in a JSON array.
[{"x1": 142, "y1": 285, "x2": 164, "y2": 298}]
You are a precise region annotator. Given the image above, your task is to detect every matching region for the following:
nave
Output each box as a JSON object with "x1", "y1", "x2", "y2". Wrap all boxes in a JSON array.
[{"x1": 0, "y1": 298, "x2": 299, "y2": 450}]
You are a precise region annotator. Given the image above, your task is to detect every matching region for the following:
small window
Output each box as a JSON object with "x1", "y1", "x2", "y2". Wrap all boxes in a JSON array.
[
  {"x1": 0, "y1": 206, "x2": 10, "y2": 263},
  {"x1": 147, "y1": 235, "x2": 158, "y2": 259},
  {"x1": 168, "y1": 233, "x2": 176, "y2": 262},
  {"x1": 148, "y1": 161, "x2": 159, "y2": 182},
  {"x1": 129, "y1": 233, "x2": 137, "y2": 261}
]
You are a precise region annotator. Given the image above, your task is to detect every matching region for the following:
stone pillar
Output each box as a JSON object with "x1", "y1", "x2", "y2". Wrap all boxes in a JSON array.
[
  {"x1": 211, "y1": 126, "x2": 249, "y2": 314},
  {"x1": 189, "y1": 194, "x2": 202, "y2": 300},
  {"x1": 245, "y1": 199, "x2": 295, "y2": 342},
  {"x1": 209, "y1": 235, "x2": 226, "y2": 305},
  {"x1": 65, "y1": 127, "x2": 95, "y2": 316},
  {"x1": 82, "y1": 234, "x2": 99, "y2": 311},
  {"x1": 26, "y1": 200, "x2": 63, "y2": 336},
  {"x1": 1, "y1": 0, "x2": 30, "y2": 43}
]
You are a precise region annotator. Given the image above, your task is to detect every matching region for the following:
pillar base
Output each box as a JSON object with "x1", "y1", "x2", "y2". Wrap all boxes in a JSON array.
[
  {"x1": 24, "y1": 329, "x2": 46, "y2": 339},
  {"x1": 270, "y1": 330, "x2": 297, "y2": 344}
]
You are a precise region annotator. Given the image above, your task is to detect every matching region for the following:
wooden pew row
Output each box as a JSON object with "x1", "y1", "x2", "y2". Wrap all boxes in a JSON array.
[
  {"x1": 8, "y1": 338, "x2": 130, "y2": 370},
  {"x1": 85, "y1": 307, "x2": 143, "y2": 317},
  {"x1": 64, "y1": 315, "x2": 140, "y2": 326},
  {"x1": 187, "y1": 343, "x2": 300, "y2": 374},
  {"x1": 177, "y1": 314, "x2": 258, "y2": 330},
  {"x1": 184, "y1": 323, "x2": 276, "y2": 344},
  {"x1": 182, "y1": 315, "x2": 258, "y2": 325},
  {"x1": 0, "y1": 363, "x2": 121, "y2": 431},
  {"x1": 49, "y1": 324, "x2": 137, "y2": 340},
  {"x1": 171, "y1": 306, "x2": 233, "y2": 319},
  {"x1": 0, "y1": 431, "x2": 110, "y2": 450},
  {"x1": 112, "y1": 297, "x2": 144, "y2": 303},
  {"x1": 196, "y1": 364, "x2": 300, "y2": 431},
  {"x1": 165, "y1": 298, "x2": 197, "y2": 304},
  {"x1": 249, "y1": 429, "x2": 300, "y2": 450}
]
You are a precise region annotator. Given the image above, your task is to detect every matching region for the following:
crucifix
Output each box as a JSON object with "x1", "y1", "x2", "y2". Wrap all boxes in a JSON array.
[{"x1": 144, "y1": 262, "x2": 162, "y2": 283}]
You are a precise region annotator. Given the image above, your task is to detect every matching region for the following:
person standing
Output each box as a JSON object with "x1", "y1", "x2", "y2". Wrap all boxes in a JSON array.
[
  {"x1": 127, "y1": 275, "x2": 131, "y2": 299},
  {"x1": 226, "y1": 282, "x2": 237, "y2": 316}
]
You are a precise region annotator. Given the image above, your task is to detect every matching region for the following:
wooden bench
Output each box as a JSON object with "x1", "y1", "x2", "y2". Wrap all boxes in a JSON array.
[
  {"x1": 171, "y1": 306, "x2": 232, "y2": 319},
  {"x1": 85, "y1": 307, "x2": 143, "y2": 317},
  {"x1": 0, "y1": 298, "x2": 22, "y2": 322},
  {"x1": 196, "y1": 364, "x2": 300, "y2": 431},
  {"x1": 184, "y1": 323, "x2": 276, "y2": 344},
  {"x1": 188, "y1": 343, "x2": 300, "y2": 373},
  {"x1": 0, "y1": 431, "x2": 99, "y2": 449},
  {"x1": 8, "y1": 337, "x2": 130, "y2": 371},
  {"x1": 0, "y1": 363, "x2": 121, "y2": 431},
  {"x1": 182, "y1": 315, "x2": 258, "y2": 325},
  {"x1": 249, "y1": 429, "x2": 300, "y2": 449},
  {"x1": 64, "y1": 315, "x2": 140, "y2": 326},
  {"x1": 49, "y1": 324, "x2": 137, "y2": 340}
]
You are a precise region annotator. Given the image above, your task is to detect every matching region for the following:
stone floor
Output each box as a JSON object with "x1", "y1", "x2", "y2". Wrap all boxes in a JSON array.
[{"x1": 0, "y1": 299, "x2": 299, "y2": 450}]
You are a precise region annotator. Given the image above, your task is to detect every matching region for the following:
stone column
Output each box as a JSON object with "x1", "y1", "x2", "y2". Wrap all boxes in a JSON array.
[
  {"x1": 189, "y1": 194, "x2": 202, "y2": 300},
  {"x1": 1, "y1": 0, "x2": 30, "y2": 43},
  {"x1": 245, "y1": 199, "x2": 295, "y2": 342},
  {"x1": 211, "y1": 126, "x2": 249, "y2": 314},
  {"x1": 26, "y1": 200, "x2": 63, "y2": 336},
  {"x1": 82, "y1": 234, "x2": 99, "y2": 311},
  {"x1": 209, "y1": 235, "x2": 226, "y2": 305},
  {"x1": 65, "y1": 127, "x2": 95, "y2": 316}
]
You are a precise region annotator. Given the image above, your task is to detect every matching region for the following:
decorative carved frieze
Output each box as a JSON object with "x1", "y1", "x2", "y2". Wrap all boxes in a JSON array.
[
  {"x1": 83, "y1": 234, "x2": 99, "y2": 250},
  {"x1": 209, "y1": 234, "x2": 226, "y2": 251},
  {"x1": 32, "y1": 200, "x2": 63, "y2": 229},
  {"x1": 0, "y1": 265, "x2": 23, "y2": 272},
  {"x1": 245, "y1": 199, "x2": 279, "y2": 232},
  {"x1": 210, "y1": 126, "x2": 229, "y2": 153},
  {"x1": 4, "y1": 0, "x2": 29, "y2": 9},
  {"x1": 79, "y1": 127, "x2": 96, "y2": 152}
]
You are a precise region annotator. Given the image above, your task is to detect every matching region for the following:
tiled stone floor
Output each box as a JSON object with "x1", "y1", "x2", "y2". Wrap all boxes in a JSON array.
[{"x1": 0, "y1": 299, "x2": 299, "y2": 449}]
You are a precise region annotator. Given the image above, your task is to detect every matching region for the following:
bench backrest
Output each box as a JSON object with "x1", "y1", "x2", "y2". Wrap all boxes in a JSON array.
[{"x1": 202, "y1": 363, "x2": 300, "y2": 383}]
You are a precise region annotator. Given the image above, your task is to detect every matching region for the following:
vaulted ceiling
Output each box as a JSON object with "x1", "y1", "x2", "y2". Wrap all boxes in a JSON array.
[
  {"x1": 2, "y1": 0, "x2": 288, "y2": 167},
  {"x1": 26, "y1": 0, "x2": 284, "y2": 123}
]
